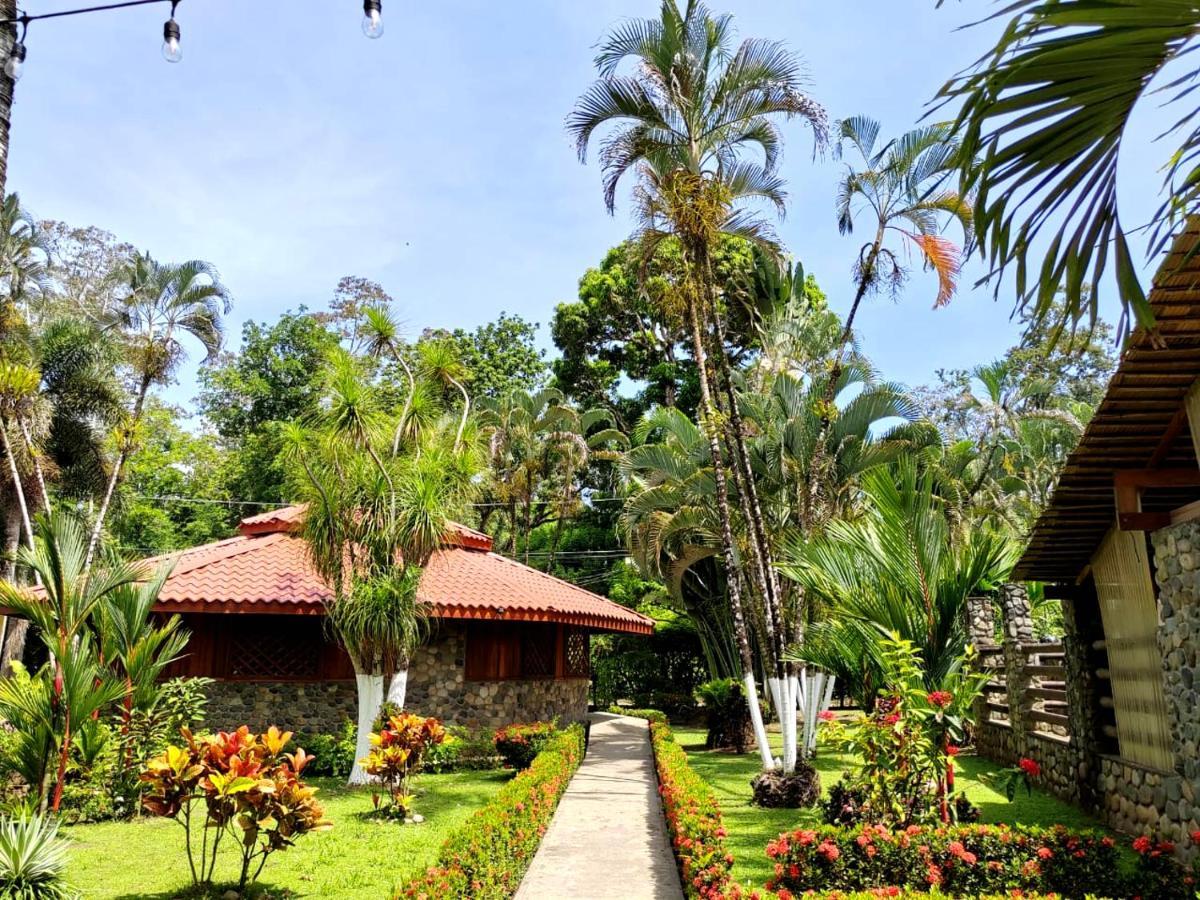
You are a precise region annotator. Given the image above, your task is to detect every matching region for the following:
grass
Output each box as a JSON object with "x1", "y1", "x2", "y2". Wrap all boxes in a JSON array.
[
  {"x1": 671, "y1": 726, "x2": 1113, "y2": 890},
  {"x1": 62, "y1": 770, "x2": 511, "y2": 899}
]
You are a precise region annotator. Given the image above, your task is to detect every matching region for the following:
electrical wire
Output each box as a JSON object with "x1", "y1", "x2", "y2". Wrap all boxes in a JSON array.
[{"x1": 2, "y1": 0, "x2": 173, "y2": 27}]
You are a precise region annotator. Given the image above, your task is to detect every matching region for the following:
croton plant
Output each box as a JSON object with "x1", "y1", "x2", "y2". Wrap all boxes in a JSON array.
[
  {"x1": 362, "y1": 712, "x2": 447, "y2": 821},
  {"x1": 140, "y1": 725, "x2": 330, "y2": 891}
]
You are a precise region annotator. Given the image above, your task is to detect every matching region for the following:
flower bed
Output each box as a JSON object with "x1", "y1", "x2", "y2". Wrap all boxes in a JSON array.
[
  {"x1": 764, "y1": 822, "x2": 1120, "y2": 897},
  {"x1": 395, "y1": 723, "x2": 585, "y2": 900}
]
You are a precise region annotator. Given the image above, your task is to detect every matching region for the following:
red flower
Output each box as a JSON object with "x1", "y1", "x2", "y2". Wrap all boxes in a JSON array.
[
  {"x1": 945, "y1": 744, "x2": 960, "y2": 757},
  {"x1": 882, "y1": 712, "x2": 902, "y2": 726},
  {"x1": 1018, "y1": 757, "x2": 1041, "y2": 778},
  {"x1": 1037, "y1": 847, "x2": 1053, "y2": 860},
  {"x1": 1192, "y1": 830, "x2": 1200, "y2": 845},
  {"x1": 927, "y1": 690, "x2": 953, "y2": 709},
  {"x1": 1132, "y1": 836, "x2": 1152, "y2": 855},
  {"x1": 817, "y1": 840, "x2": 840, "y2": 862},
  {"x1": 818, "y1": 710, "x2": 837, "y2": 723}
]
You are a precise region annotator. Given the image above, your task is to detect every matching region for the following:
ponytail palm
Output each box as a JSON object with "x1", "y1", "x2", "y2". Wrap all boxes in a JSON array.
[{"x1": 779, "y1": 461, "x2": 1016, "y2": 707}]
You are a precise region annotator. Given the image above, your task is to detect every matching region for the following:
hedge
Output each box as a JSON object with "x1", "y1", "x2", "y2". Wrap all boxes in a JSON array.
[{"x1": 395, "y1": 723, "x2": 586, "y2": 900}]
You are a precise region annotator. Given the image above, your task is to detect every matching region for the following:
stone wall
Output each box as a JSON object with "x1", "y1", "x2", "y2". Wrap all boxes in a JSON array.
[
  {"x1": 1148, "y1": 522, "x2": 1200, "y2": 856},
  {"x1": 203, "y1": 625, "x2": 590, "y2": 734}
]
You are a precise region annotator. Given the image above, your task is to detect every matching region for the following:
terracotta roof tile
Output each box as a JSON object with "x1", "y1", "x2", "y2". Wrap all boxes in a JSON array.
[{"x1": 139, "y1": 506, "x2": 652, "y2": 634}]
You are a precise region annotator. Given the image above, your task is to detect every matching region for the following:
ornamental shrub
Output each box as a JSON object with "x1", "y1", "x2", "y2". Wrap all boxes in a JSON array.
[
  {"x1": 493, "y1": 721, "x2": 557, "y2": 770},
  {"x1": 763, "y1": 822, "x2": 1120, "y2": 897},
  {"x1": 362, "y1": 713, "x2": 447, "y2": 821},
  {"x1": 0, "y1": 815, "x2": 73, "y2": 900},
  {"x1": 607, "y1": 706, "x2": 668, "y2": 725},
  {"x1": 1129, "y1": 832, "x2": 1200, "y2": 900},
  {"x1": 396, "y1": 724, "x2": 585, "y2": 900},
  {"x1": 140, "y1": 725, "x2": 330, "y2": 892},
  {"x1": 296, "y1": 720, "x2": 357, "y2": 778}
]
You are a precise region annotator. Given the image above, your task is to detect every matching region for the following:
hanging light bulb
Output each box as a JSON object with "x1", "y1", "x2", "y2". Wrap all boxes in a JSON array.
[
  {"x1": 4, "y1": 41, "x2": 25, "y2": 82},
  {"x1": 362, "y1": 0, "x2": 384, "y2": 39},
  {"x1": 161, "y1": 16, "x2": 182, "y2": 63}
]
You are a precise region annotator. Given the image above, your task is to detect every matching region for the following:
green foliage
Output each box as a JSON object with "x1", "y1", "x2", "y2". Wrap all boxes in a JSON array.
[
  {"x1": 492, "y1": 722, "x2": 558, "y2": 771},
  {"x1": 397, "y1": 724, "x2": 585, "y2": 900},
  {"x1": 696, "y1": 678, "x2": 752, "y2": 753},
  {"x1": 783, "y1": 461, "x2": 1015, "y2": 706},
  {"x1": 0, "y1": 815, "x2": 74, "y2": 900},
  {"x1": 763, "y1": 822, "x2": 1121, "y2": 897},
  {"x1": 817, "y1": 637, "x2": 987, "y2": 827},
  {"x1": 362, "y1": 713, "x2": 447, "y2": 821},
  {"x1": 592, "y1": 601, "x2": 708, "y2": 715},
  {"x1": 426, "y1": 312, "x2": 547, "y2": 401},
  {"x1": 936, "y1": 0, "x2": 1198, "y2": 338},
  {"x1": 296, "y1": 721, "x2": 357, "y2": 779}
]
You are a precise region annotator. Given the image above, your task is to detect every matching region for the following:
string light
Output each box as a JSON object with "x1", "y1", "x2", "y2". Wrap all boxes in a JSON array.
[
  {"x1": 361, "y1": 0, "x2": 383, "y2": 39},
  {"x1": 160, "y1": 0, "x2": 181, "y2": 63},
  {"x1": 1, "y1": 0, "x2": 384, "y2": 80}
]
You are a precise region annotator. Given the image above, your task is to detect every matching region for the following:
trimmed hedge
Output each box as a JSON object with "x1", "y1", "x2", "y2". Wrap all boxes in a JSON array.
[
  {"x1": 494, "y1": 721, "x2": 558, "y2": 770},
  {"x1": 608, "y1": 706, "x2": 669, "y2": 724},
  {"x1": 764, "y1": 823, "x2": 1119, "y2": 898},
  {"x1": 395, "y1": 723, "x2": 585, "y2": 900}
]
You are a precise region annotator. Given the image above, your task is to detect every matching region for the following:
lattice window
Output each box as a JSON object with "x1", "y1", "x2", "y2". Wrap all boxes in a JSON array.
[
  {"x1": 565, "y1": 630, "x2": 589, "y2": 678},
  {"x1": 520, "y1": 630, "x2": 554, "y2": 679},
  {"x1": 229, "y1": 632, "x2": 320, "y2": 680}
]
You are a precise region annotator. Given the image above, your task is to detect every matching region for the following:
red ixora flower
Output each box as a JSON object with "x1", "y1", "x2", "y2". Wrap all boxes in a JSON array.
[
  {"x1": 927, "y1": 690, "x2": 953, "y2": 709},
  {"x1": 818, "y1": 710, "x2": 837, "y2": 723},
  {"x1": 1132, "y1": 835, "x2": 1152, "y2": 855},
  {"x1": 1191, "y1": 830, "x2": 1200, "y2": 846},
  {"x1": 1018, "y1": 757, "x2": 1041, "y2": 778}
]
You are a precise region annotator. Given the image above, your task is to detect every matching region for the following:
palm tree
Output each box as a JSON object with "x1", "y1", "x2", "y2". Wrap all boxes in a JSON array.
[
  {"x1": 418, "y1": 340, "x2": 471, "y2": 452},
  {"x1": 478, "y1": 387, "x2": 626, "y2": 565},
  {"x1": 779, "y1": 461, "x2": 1017, "y2": 709},
  {"x1": 570, "y1": 0, "x2": 826, "y2": 770},
  {"x1": 285, "y1": 351, "x2": 479, "y2": 783},
  {"x1": 85, "y1": 252, "x2": 230, "y2": 571},
  {"x1": 936, "y1": 0, "x2": 1200, "y2": 338},
  {"x1": 0, "y1": 515, "x2": 134, "y2": 810},
  {"x1": 834, "y1": 116, "x2": 973, "y2": 347}
]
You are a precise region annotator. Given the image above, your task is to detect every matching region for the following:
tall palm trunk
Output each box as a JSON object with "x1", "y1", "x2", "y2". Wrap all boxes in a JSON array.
[
  {"x1": 0, "y1": 1, "x2": 15, "y2": 197},
  {"x1": 85, "y1": 372, "x2": 152, "y2": 573},
  {"x1": 683, "y1": 280, "x2": 773, "y2": 770},
  {"x1": 0, "y1": 418, "x2": 33, "y2": 552},
  {"x1": 16, "y1": 419, "x2": 51, "y2": 512}
]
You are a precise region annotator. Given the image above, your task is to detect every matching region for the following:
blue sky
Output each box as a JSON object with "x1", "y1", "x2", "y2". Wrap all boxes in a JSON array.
[{"x1": 9, "y1": 0, "x2": 1167, "y2": 408}]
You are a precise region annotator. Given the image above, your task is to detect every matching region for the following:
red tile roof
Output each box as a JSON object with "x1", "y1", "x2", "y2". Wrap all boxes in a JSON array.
[{"x1": 134, "y1": 505, "x2": 652, "y2": 634}]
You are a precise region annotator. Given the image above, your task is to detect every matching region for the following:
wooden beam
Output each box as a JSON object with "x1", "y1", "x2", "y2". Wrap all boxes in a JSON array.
[
  {"x1": 1114, "y1": 468, "x2": 1200, "y2": 530},
  {"x1": 1148, "y1": 406, "x2": 1189, "y2": 468}
]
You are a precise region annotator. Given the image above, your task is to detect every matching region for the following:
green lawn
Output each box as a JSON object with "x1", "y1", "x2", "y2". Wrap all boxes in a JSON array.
[
  {"x1": 671, "y1": 726, "x2": 1112, "y2": 890},
  {"x1": 63, "y1": 770, "x2": 511, "y2": 899}
]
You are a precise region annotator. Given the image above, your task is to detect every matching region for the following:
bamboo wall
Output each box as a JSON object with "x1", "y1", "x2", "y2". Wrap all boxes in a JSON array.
[{"x1": 1090, "y1": 529, "x2": 1176, "y2": 772}]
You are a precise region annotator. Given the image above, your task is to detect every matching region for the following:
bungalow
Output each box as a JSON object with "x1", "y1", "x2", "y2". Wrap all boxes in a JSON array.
[
  {"x1": 137, "y1": 504, "x2": 653, "y2": 733},
  {"x1": 977, "y1": 222, "x2": 1200, "y2": 850}
]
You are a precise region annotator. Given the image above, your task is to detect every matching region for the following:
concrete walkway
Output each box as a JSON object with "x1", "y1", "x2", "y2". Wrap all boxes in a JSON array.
[{"x1": 515, "y1": 713, "x2": 685, "y2": 900}]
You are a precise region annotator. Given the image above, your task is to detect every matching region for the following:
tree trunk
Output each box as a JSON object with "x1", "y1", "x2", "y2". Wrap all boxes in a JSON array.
[
  {"x1": 0, "y1": 0, "x2": 15, "y2": 198},
  {"x1": 0, "y1": 418, "x2": 34, "y2": 551},
  {"x1": 684, "y1": 287, "x2": 773, "y2": 770},
  {"x1": 85, "y1": 373, "x2": 152, "y2": 573},
  {"x1": 386, "y1": 667, "x2": 408, "y2": 708},
  {"x1": 348, "y1": 666, "x2": 384, "y2": 785},
  {"x1": 16, "y1": 419, "x2": 50, "y2": 512}
]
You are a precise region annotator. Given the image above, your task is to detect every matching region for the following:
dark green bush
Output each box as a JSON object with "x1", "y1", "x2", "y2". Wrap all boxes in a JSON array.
[
  {"x1": 493, "y1": 722, "x2": 557, "y2": 770},
  {"x1": 294, "y1": 720, "x2": 356, "y2": 778}
]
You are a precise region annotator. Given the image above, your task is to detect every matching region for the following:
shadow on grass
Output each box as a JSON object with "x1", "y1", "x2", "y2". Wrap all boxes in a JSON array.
[{"x1": 111, "y1": 883, "x2": 295, "y2": 900}]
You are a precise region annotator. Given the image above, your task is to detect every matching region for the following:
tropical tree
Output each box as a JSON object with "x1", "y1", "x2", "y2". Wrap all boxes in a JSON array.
[
  {"x1": 85, "y1": 252, "x2": 230, "y2": 570},
  {"x1": 285, "y1": 349, "x2": 480, "y2": 783},
  {"x1": 478, "y1": 386, "x2": 626, "y2": 565},
  {"x1": 0, "y1": 515, "x2": 136, "y2": 811},
  {"x1": 834, "y1": 115, "x2": 974, "y2": 348},
  {"x1": 570, "y1": 0, "x2": 826, "y2": 770},
  {"x1": 936, "y1": 0, "x2": 1200, "y2": 338},
  {"x1": 780, "y1": 461, "x2": 1017, "y2": 709}
]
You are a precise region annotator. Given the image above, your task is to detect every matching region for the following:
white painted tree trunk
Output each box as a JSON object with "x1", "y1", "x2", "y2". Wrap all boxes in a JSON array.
[
  {"x1": 386, "y1": 668, "x2": 408, "y2": 708},
  {"x1": 348, "y1": 669, "x2": 385, "y2": 785},
  {"x1": 743, "y1": 671, "x2": 775, "y2": 770},
  {"x1": 782, "y1": 675, "x2": 798, "y2": 773}
]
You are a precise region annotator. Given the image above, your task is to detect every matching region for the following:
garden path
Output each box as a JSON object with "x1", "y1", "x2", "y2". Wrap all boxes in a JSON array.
[{"x1": 515, "y1": 713, "x2": 684, "y2": 900}]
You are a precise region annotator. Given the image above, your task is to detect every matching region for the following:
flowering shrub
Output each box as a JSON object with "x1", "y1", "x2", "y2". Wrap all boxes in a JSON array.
[
  {"x1": 140, "y1": 726, "x2": 329, "y2": 892},
  {"x1": 493, "y1": 721, "x2": 558, "y2": 770},
  {"x1": 763, "y1": 822, "x2": 1120, "y2": 898},
  {"x1": 396, "y1": 724, "x2": 585, "y2": 899},
  {"x1": 1127, "y1": 830, "x2": 1200, "y2": 900},
  {"x1": 608, "y1": 706, "x2": 669, "y2": 724},
  {"x1": 818, "y1": 639, "x2": 987, "y2": 826},
  {"x1": 648, "y1": 718, "x2": 737, "y2": 899},
  {"x1": 361, "y1": 713, "x2": 447, "y2": 821}
]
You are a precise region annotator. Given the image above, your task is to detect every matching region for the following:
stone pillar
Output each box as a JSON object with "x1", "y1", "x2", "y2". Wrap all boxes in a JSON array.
[
  {"x1": 998, "y1": 583, "x2": 1034, "y2": 759},
  {"x1": 1061, "y1": 592, "x2": 1101, "y2": 810},
  {"x1": 965, "y1": 595, "x2": 997, "y2": 646}
]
